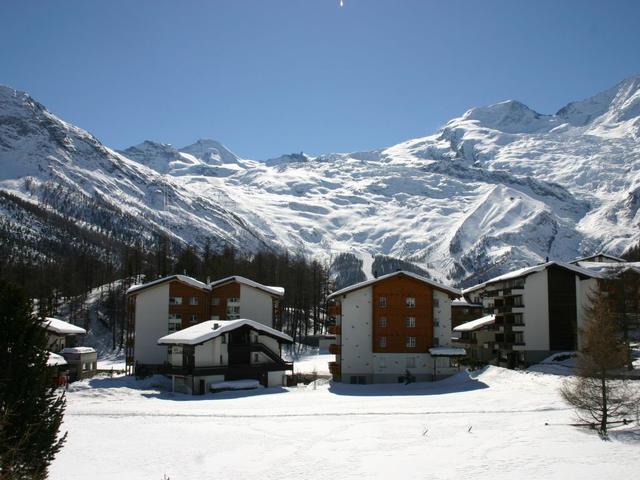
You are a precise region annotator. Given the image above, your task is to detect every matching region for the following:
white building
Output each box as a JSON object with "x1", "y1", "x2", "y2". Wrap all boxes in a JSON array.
[
  {"x1": 327, "y1": 271, "x2": 464, "y2": 384},
  {"x1": 125, "y1": 274, "x2": 285, "y2": 374},
  {"x1": 158, "y1": 319, "x2": 293, "y2": 394},
  {"x1": 462, "y1": 261, "x2": 599, "y2": 367}
]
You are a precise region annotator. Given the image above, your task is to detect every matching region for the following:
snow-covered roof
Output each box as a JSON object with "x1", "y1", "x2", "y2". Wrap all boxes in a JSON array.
[
  {"x1": 576, "y1": 261, "x2": 640, "y2": 277},
  {"x1": 158, "y1": 319, "x2": 293, "y2": 346},
  {"x1": 570, "y1": 252, "x2": 626, "y2": 264},
  {"x1": 127, "y1": 274, "x2": 210, "y2": 295},
  {"x1": 462, "y1": 261, "x2": 599, "y2": 295},
  {"x1": 43, "y1": 317, "x2": 86, "y2": 335},
  {"x1": 327, "y1": 270, "x2": 460, "y2": 299},
  {"x1": 452, "y1": 297, "x2": 482, "y2": 307},
  {"x1": 61, "y1": 346, "x2": 96, "y2": 354},
  {"x1": 209, "y1": 276, "x2": 285, "y2": 298},
  {"x1": 428, "y1": 347, "x2": 467, "y2": 356},
  {"x1": 453, "y1": 314, "x2": 496, "y2": 332},
  {"x1": 47, "y1": 352, "x2": 68, "y2": 367}
]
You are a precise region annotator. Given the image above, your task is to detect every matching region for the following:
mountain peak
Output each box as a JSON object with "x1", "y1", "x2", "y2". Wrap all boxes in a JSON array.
[
  {"x1": 459, "y1": 99, "x2": 549, "y2": 134},
  {"x1": 180, "y1": 139, "x2": 241, "y2": 165}
]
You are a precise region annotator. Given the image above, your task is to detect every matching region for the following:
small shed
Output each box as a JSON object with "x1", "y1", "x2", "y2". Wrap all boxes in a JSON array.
[{"x1": 61, "y1": 347, "x2": 97, "y2": 381}]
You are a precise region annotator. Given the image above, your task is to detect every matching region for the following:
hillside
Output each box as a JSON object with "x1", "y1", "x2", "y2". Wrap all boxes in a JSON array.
[{"x1": 1, "y1": 76, "x2": 640, "y2": 285}]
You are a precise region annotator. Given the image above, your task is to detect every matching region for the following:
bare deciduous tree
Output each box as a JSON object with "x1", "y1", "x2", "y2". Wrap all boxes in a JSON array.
[{"x1": 560, "y1": 289, "x2": 640, "y2": 437}]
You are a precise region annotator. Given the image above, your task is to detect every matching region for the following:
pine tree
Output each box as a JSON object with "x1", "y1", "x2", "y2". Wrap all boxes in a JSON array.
[
  {"x1": 560, "y1": 289, "x2": 639, "y2": 438},
  {"x1": 0, "y1": 280, "x2": 67, "y2": 479}
]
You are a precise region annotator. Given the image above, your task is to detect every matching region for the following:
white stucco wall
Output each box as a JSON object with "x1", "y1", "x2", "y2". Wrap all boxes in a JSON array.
[
  {"x1": 267, "y1": 370, "x2": 287, "y2": 387},
  {"x1": 192, "y1": 337, "x2": 228, "y2": 367},
  {"x1": 523, "y1": 269, "x2": 550, "y2": 351},
  {"x1": 240, "y1": 284, "x2": 274, "y2": 327},
  {"x1": 134, "y1": 284, "x2": 170, "y2": 365},
  {"x1": 434, "y1": 290, "x2": 452, "y2": 346},
  {"x1": 340, "y1": 287, "x2": 373, "y2": 376}
]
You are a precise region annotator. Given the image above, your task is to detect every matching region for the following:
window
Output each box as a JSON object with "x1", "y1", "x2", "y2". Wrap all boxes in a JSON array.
[
  {"x1": 513, "y1": 296, "x2": 524, "y2": 307},
  {"x1": 405, "y1": 297, "x2": 416, "y2": 308},
  {"x1": 189, "y1": 297, "x2": 199, "y2": 306},
  {"x1": 221, "y1": 334, "x2": 226, "y2": 344},
  {"x1": 463, "y1": 308, "x2": 469, "y2": 314},
  {"x1": 433, "y1": 337, "x2": 440, "y2": 346},
  {"x1": 433, "y1": 298, "x2": 440, "y2": 308},
  {"x1": 168, "y1": 314, "x2": 182, "y2": 333},
  {"x1": 379, "y1": 336, "x2": 387, "y2": 348},
  {"x1": 405, "y1": 316, "x2": 416, "y2": 328},
  {"x1": 514, "y1": 332, "x2": 524, "y2": 344},
  {"x1": 513, "y1": 313, "x2": 524, "y2": 325},
  {"x1": 406, "y1": 357, "x2": 416, "y2": 368},
  {"x1": 227, "y1": 297, "x2": 240, "y2": 304},
  {"x1": 169, "y1": 296, "x2": 182, "y2": 305},
  {"x1": 406, "y1": 336, "x2": 416, "y2": 348},
  {"x1": 190, "y1": 314, "x2": 198, "y2": 323},
  {"x1": 227, "y1": 305, "x2": 240, "y2": 320},
  {"x1": 211, "y1": 315, "x2": 220, "y2": 320},
  {"x1": 378, "y1": 316, "x2": 387, "y2": 328},
  {"x1": 253, "y1": 353, "x2": 259, "y2": 363},
  {"x1": 211, "y1": 297, "x2": 220, "y2": 306},
  {"x1": 379, "y1": 296, "x2": 387, "y2": 307}
]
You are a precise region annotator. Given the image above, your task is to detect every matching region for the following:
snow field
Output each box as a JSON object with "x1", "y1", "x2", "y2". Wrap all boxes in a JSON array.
[{"x1": 50, "y1": 367, "x2": 640, "y2": 480}]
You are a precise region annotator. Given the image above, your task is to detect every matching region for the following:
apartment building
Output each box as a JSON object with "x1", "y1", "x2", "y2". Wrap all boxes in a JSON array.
[
  {"x1": 462, "y1": 261, "x2": 598, "y2": 367},
  {"x1": 327, "y1": 271, "x2": 464, "y2": 384},
  {"x1": 125, "y1": 274, "x2": 285, "y2": 374}
]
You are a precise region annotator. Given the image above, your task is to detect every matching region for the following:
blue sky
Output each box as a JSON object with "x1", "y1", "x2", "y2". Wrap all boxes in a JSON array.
[{"x1": 2, "y1": 0, "x2": 639, "y2": 159}]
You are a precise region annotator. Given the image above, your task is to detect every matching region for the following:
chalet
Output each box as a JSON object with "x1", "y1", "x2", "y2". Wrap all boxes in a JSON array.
[
  {"x1": 462, "y1": 261, "x2": 599, "y2": 367},
  {"x1": 125, "y1": 274, "x2": 286, "y2": 375},
  {"x1": 570, "y1": 252, "x2": 626, "y2": 264},
  {"x1": 158, "y1": 319, "x2": 293, "y2": 394},
  {"x1": 43, "y1": 317, "x2": 87, "y2": 352},
  {"x1": 326, "y1": 271, "x2": 464, "y2": 384}
]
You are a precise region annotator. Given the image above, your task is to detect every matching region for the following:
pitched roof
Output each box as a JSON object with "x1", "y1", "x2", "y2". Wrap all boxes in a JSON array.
[
  {"x1": 453, "y1": 314, "x2": 496, "y2": 332},
  {"x1": 452, "y1": 297, "x2": 482, "y2": 307},
  {"x1": 576, "y1": 261, "x2": 640, "y2": 277},
  {"x1": 126, "y1": 274, "x2": 210, "y2": 295},
  {"x1": 43, "y1": 317, "x2": 86, "y2": 335},
  {"x1": 327, "y1": 270, "x2": 460, "y2": 299},
  {"x1": 209, "y1": 276, "x2": 285, "y2": 297},
  {"x1": 157, "y1": 319, "x2": 293, "y2": 346},
  {"x1": 570, "y1": 252, "x2": 626, "y2": 264},
  {"x1": 462, "y1": 261, "x2": 599, "y2": 295}
]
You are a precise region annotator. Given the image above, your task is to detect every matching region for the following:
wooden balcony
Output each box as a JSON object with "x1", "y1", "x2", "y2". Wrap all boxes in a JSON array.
[
  {"x1": 328, "y1": 361, "x2": 341, "y2": 376},
  {"x1": 329, "y1": 344, "x2": 341, "y2": 355},
  {"x1": 327, "y1": 324, "x2": 341, "y2": 335}
]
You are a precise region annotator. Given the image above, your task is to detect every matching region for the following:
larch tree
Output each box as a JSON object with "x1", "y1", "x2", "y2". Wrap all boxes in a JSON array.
[{"x1": 560, "y1": 288, "x2": 639, "y2": 438}]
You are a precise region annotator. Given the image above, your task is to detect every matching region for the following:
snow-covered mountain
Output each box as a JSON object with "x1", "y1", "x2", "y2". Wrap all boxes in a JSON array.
[{"x1": 1, "y1": 75, "x2": 639, "y2": 286}]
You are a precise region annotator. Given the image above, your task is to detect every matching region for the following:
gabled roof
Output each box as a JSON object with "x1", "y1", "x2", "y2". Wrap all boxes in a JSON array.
[
  {"x1": 453, "y1": 314, "x2": 496, "y2": 332},
  {"x1": 43, "y1": 317, "x2": 86, "y2": 335},
  {"x1": 570, "y1": 252, "x2": 626, "y2": 264},
  {"x1": 576, "y1": 261, "x2": 640, "y2": 277},
  {"x1": 158, "y1": 319, "x2": 293, "y2": 346},
  {"x1": 209, "y1": 276, "x2": 285, "y2": 298},
  {"x1": 126, "y1": 274, "x2": 210, "y2": 295},
  {"x1": 327, "y1": 270, "x2": 460, "y2": 300},
  {"x1": 462, "y1": 261, "x2": 599, "y2": 295},
  {"x1": 452, "y1": 297, "x2": 482, "y2": 307}
]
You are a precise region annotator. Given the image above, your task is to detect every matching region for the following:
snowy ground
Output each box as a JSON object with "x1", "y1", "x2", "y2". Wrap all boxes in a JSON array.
[{"x1": 50, "y1": 367, "x2": 640, "y2": 480}]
